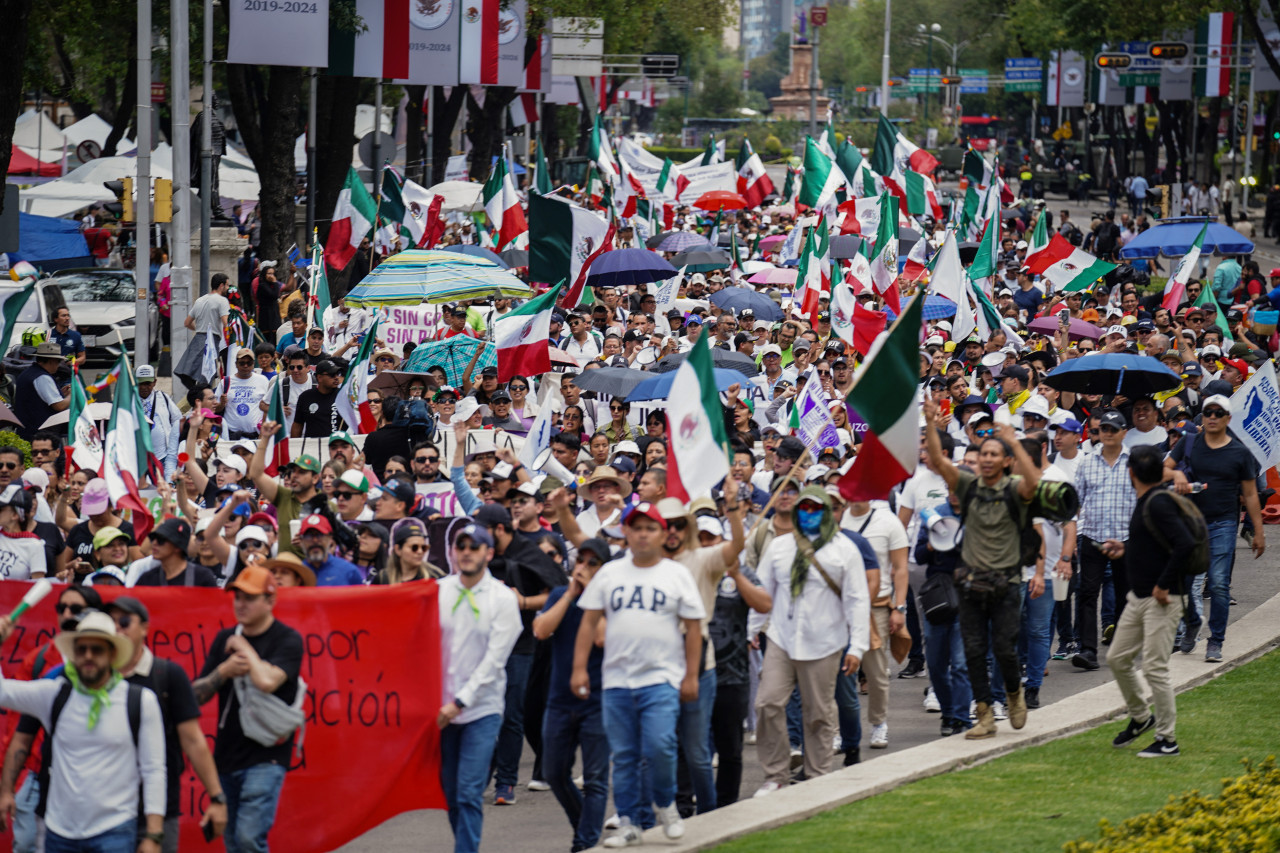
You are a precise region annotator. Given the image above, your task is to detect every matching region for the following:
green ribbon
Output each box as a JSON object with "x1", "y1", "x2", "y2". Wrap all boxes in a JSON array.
[
  {"x1": 64, "y1": 664, "x2": 122, "y2": 731},
  {"x1": 452, "y1": 587, "x2": 480, "y2": 620}
]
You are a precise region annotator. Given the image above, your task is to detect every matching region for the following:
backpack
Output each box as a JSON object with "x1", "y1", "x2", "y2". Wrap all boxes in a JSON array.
[
  {"x1": 37, "y1": 680, "x2": 144, "y2": 818},
  {"x1": 1142, "y1": 490, "x2": 1210, "y2": 576},
  {"x1": 960, "y1": 477, "x2": 1041, "y2": 569},
  {"x1": 1065, "y1": 224, "x2": 1084, "y2": 247}
]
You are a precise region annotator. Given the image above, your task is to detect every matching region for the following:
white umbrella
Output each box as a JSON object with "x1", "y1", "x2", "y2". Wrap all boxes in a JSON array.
[
  {"x1": 41, "y1": 402, "x2": 113, "y2": 429},
  {"x1": 19, "y1": 154, "x2": 175, "y2": 218},
  {"x1": 427, "y1": 180, "x2": 483, "y2": 213}
]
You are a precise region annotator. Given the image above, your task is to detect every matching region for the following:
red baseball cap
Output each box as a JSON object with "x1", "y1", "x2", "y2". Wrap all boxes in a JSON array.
[
  {"x1": 299, "y1": 513, "x2": 332, "y2": 536},
  {"x1": 1220, "y1": 358, "x2": 1251, "y2": 375},
  {"x1": 624, "y1": 501, "x2": 668, "y2": 529}
]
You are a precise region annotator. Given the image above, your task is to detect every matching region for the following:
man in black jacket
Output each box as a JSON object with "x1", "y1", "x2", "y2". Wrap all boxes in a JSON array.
[{"x1": 1102, "y1": 445, "x2": 1197, "y2": 758}]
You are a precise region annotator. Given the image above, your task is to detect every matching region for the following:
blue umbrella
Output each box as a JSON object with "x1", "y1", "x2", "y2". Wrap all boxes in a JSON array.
[
  {"x1": 1042, "y1": 353, "x2": 1181, "y2": 397},
  {"x1": 1118, "y1": 217, "x2": 1255, "y2": 259},
  {"x1": 401, "y1": 336, "x2": 496, "y2": 386},
  {"x1": 709, "y1": 286, "x2": 784, "y2": 321},
  {"x1": 656, "y1": 231, "x2": 713, "y2": 252},
  {"x1": 440, "y1": 244, "x2": 510, "y2": 268},
  {"x1": 884, "y1": 294, "x2": 957, "y2": 322},
  {"x1": 585, "y1": 248, "x2": 678, "y2": 287},
  {"x1": 627, "y1": 366, "x2": 747, "y2": 402}
]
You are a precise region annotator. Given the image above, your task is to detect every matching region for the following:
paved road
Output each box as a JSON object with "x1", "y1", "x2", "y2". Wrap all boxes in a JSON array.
[{"x1": 338, "y1": 536, "x2": 1280, "y2": 853}]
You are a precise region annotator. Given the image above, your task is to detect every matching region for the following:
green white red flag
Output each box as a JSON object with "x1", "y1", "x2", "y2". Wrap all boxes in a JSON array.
[
  {"x1": 904, "y1": 170, "x2": 942, "y2": 219},
  {"x1": 1162, "y1": 223, "x2": 1208, "y2": 311},
  {"x1": 496, "y1": 283, "x2": 564, "y2": 382},
  {"x1": 589, "y1": 114, "x2": 619, "y2": 185},
  {"x1": 665, "y1": 332, "x2": 730, "y2": 501},
  {"x1": 656, "y1": 158, "x2": 690, "y2": 201},
  {"x1": 795, "y1": 215, "x2": 831, "y2": 324},
  {"x1": 799, "y1": 135, "x2": 843, "y2": 212},
  {"x1": 868, "y1": 192, "x2": 901, "y2": 313},
  {"x1": 100, "y1": 355, "x2": 162, "y2": 540},
  {"x1": 482, "y1": 152, "x2": 528, "y2": 251},
  {"x1": 325, "y1": 167, "x2": 376, "y2": 270},
  {"x1": 1026, "y1": 234, "x2": 1117, "y2": 294},
  {"x1": 736, "y1": 139, "x2": 775, "y2": 208},
  {"x1": 334, "y1": 319, "x2": 379, "y2": 434}
]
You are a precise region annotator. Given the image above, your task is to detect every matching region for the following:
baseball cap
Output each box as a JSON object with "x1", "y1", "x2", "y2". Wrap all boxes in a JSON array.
[
  {"x1": 489, "y1": 388, "x2": 512, "y2": 403},
  {"x1": 1050, "y1": 417, "x2": 1084, "y2": 434},
  {"x1": 135, "y1": 365, "x2": 156, "y2": 380},
  {"x1": 235, "y1": 526, "x2": 270, "y2": 546},
  {"x1": 1020, "y1": 394, "x2": 1051, "y2": 419},
  {"x1": 339, "y1": 469, "x2": 370, "y2": 494},
  {"x1": 299, "y1": 513, "x2": 333, "y2": 536},
  {"x1": 380, "y1": 478, "x2": 416, "y2": 507},
  {"x1": 292, "y1": 454, "x2": 321, "y2": 474},
  {"x1": 92, "y1": 526, "x2": 131, "y2": 551},
  {"x1": 328, "y1": 430, "x2": 356, "y2": 447},
  {"x1": 759, "y1": 344, "x2": 782, "y2": 357},
  {"x1": 216, "y1": 455, "x2": 247, "y2": 477},
  {"x1": 473, "y1": 503, "x2": 513, "y2": 530},
  {"x1": 624, "y1": 501, "x2": 667, "y2": 529},
  {"x1": 696, "y1": 516, "x2": 724, "y2": 538},
  {"x1": 1002, "y1": 365, "x2": 1030, "y2": 384},
  {"x1": 481, "y1": 365, "x2": 499, "y2": 378},
  {"x1": 107, "y1": 595, "x2": 150, "y2": 623},
  {"x1": 81, "y1": 478, "x2": 111, "y2": 516},
  {"x1": 1220, "y1": 358, "x2": 1251, "y2": 375},
  {"x1": 685, "y1": 315, "x2": 703, "y2": 326},
  {"x1": 1180, "y1": 362, "x2": 1203, "y2": 377},
  {"x1": 314, "y1": 359, "x2": 342, "y2": 376},
  {"x1": 1097, "y1": 410, "x2": 1128, "y2": 430},
  {"x1": 454, "y1": 522, "x2": 495, "y2": 549},
  {"x1": 577, "y1": 538, "x2": 612, "y2": 564},
  {"x1": 228, "y1": 565, "x2": 277, "y2": 596},
  {"x1": 1202, "y1": 393, "x2": 1233, "y2": 413}
]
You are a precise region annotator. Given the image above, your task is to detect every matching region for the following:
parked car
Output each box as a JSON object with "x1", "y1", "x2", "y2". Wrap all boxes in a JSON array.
[{"x1": 42, "y1": 269, "x2": 159, "y2": 365}]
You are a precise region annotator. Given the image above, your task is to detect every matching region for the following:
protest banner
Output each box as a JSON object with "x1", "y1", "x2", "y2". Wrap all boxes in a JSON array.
[
  {"x1": 0, "y1": 581, "x2": 443, "y2": 852},
  {"x1": 416, "y1": 481, "x2": 466, "y2": 516},
  {"x1": 382, "y1": 304, "x2": 448, "y2": 347},
  {"x1": 794, "y1": 378, "x2": 841, "y2": 453},
  {"x1": 1231, "y1": 359, "x2": 1280, "y2": 470}
]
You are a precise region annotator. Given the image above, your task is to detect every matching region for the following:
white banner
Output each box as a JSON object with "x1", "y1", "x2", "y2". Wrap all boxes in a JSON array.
[
  {"x1": 445, "y1": 155, "x2": 469, "y2": 181},
  {"x1": 415, "y1": 482, "x2": 465, "y2": 517},
  {"x1": 382, "y1": 304, "x2": 447, "y2": 347},
  {"x1": 616, "y1": 138, "x2": 737, "y2": 199},
  {"x1": 498, "y1": 0, "x2": 528, "y2": 87},
  {"x1": 1231, "y1": 360, "x2": 1280, "y2": 471},
  {"x1": 794, "y1": 376, "x2": 840, "y2": 453},
  {"x1": 227, "y1": 0, "x2": 330, "y2": 67},
  {"x1": 396, "y1": 0, "x2": 460, "y2": 86}
]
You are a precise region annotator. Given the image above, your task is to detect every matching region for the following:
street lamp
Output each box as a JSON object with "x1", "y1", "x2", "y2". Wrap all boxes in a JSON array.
[{"x1": 918, "y1": 23, "x2": 941, "y2": 122}]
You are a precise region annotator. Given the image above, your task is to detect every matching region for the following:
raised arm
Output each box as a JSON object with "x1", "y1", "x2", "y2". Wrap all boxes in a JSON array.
[
  {"x1": 923, "y1": 397, "x2": 960, "y2": 491},
  {"x1": 249, "y1": 422, "x2": 281, "y2": 502}
]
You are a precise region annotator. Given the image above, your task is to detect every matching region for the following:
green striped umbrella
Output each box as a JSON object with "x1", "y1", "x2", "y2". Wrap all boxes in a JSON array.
[{"x1": 343, "y1": 250, "x2": 532, "y2": 307}]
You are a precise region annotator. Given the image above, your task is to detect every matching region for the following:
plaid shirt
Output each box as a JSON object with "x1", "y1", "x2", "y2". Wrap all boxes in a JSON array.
[{"x1": 1075, "y1": 448, "x2": 1136, "y2": 541}]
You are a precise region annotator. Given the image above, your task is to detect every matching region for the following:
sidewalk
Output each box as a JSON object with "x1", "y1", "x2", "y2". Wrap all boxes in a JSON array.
[{"x1": 630, "y1": 587, "x2": 1280, "y2": 852}]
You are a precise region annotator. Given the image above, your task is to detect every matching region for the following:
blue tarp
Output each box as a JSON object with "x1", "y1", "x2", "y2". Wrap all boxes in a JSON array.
[
  {"x1": 1118, "y1": 217, "x2": 1254, "y2": 260},
  {"x1": 13, "y1": 212, "x2": 90, "y2": 263}
]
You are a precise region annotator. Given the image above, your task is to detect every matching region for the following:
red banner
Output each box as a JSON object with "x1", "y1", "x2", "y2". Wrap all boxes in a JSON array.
[{"x1": 0, "y1": 580, "x2": 443, "y2": 851}]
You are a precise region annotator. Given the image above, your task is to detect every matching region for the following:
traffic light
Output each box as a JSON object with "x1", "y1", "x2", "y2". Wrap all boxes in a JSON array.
[
  {"x1": 153, "y1": 178, "x2": 174, "y2": 223},
  {"x1": 940, "y1": 76, "x2": 962, "y2": 85},
  {"x1": 103, "y1": 178, "x2": 134, "y2": 222},
  {"x1": 1149, "y1": 42, "x2": 1189, "y2": 59},
  {"x1": 1236, "y1": 101, "x2": 1249, "y2": 135},
  {"x1": 1095, "y1": 53, "x2": 1132, "y2": 68}
]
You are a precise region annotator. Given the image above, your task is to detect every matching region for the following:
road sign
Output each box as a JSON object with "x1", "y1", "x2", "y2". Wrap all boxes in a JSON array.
[
  {"x1": 959, "y1": 67, "x2": 988, "y2": 94},
  {"x1": 1004, "y1": 57, "x2": 1042, "y2": 92},
  {"x1": 1116, "y1": 41, "x2": 1160, "y2": 86},
  {"x1": 641, "y1": 54, "x2": 680, "y2": 78},
  {"x1": 75, "y1": 140, "x2": 101, "y2": 161},
  {"x1": 908, "y1": 67, "x2": 941, "y2": 93},
  {"x1": 150, "y1": 82, "x2": 166, "y2": 104},
  {"x1": 810, "y1": 6, "x2": 827, "y2": 26}
]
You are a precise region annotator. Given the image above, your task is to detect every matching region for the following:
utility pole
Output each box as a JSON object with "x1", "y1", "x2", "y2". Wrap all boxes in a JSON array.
[
  {"x1": 170, "y1": 0, "x2": 192, "y2": 376},
  {"x1": 306, "y1": 69, "x2": 316, "y2": 243},
  {"x1": 880, "y1": 0, "x2": 892, "y2": 116},
  {"x1": 918, "y1": 23, "x2": 939, "y2": 122},
  {"x1": 200, "y1": 0, "x2": 213, "y2": 295},
  {"x1": 134, "y1": 0, "x2": 152, "y2": 369}
]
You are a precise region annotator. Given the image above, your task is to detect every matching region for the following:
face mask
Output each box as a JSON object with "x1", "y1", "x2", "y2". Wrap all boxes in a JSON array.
[{"x1": 796, "y1": 508, "x2": 824, "y2": 536}]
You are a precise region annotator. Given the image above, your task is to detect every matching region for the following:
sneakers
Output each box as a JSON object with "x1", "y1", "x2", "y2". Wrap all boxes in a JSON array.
[
  {"x1": 754, "y1": 781, "x2": 785, "y2": 798},
  {"x1": 1205, "y1": 641, "x2": 1224, "y2": 663},
  {"x1": 923, "y1": 687, "x2": 942, "y2": 713},
  {"x1": 789, "y1": 747, "x2": 804, "y2": 769},
  {"x1": 527, "y1": 779, "x2": 550, "y2": 792},
  {"x1": 992, "y1": 701, "x2": 1008, "y2": 721},
  {"x1": 494, "y1": 784, "x2": 516, "y2": 805},
  {"x1": 1024, "y1": 687, "x2": 1041, "y2": 709},
  {"x1": 655, "y1": 802, "x2": 685, "y2": 839},
  {"x1": 843, "y1": 747, "x2": 860, "y2": 766},
  {"x1": 744, "y1": 730, "x2": 757, "y2": 745},
  {"x1": 869, "y1": 722, "x2": 889, "y2": 749},
  {"x1": 940, "y1": 718, "x2": 968, "y2": 737},
  {"x1": 898, "y1": 659, "x2": 927, "y2": 678},
  {"x1": 1137, "y1": 736, "x2": 1180, "y2": 758},
  {"x1": 966, "y1": 702, "x2": 997, "y2": 739},
  {"x1": 602, "y1": 818, "x2": 643, "y2": 848},
  {"x1": 1072, "y1": 650, "x2": 1101, "y2": 671},
  {"x1": 1051, "y1": 643, "x2": 1070, "y2": 661},
  {"x1": 1007, "y1": 689, "x2": 1027, "y2": 730},
  {"x1": 1179, "y1": 633, "x2": 1197, "y2": 655},
  {"x1": 1112, "y1": 715, "x2": 1156, "y2": 748},
  {"x1": 1101, "y1": 624, "x2": 1116, "y2": 646},
  {"x1": 604, "y1": 813, "x2": 621, "y2": 830}
]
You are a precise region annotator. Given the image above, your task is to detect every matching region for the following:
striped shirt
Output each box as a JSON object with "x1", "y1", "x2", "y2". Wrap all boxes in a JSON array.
[{"x1": 1075, "y1": 448, "x2": 1135, "y2": 541}]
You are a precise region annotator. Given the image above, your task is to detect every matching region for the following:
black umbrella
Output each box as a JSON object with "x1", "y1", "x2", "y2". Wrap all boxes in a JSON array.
[
  {"x1": 651, "y1": 348, "x2": 759, "y2": 379},
  {"x1": 1042, "y1": 354, "x2": 1182, "y2": 397},
  {"x1": 499, "y1": 248, "x2": 529, "y2": 267},
  {"x1": 669, "y1": 248, "x2": 731, "y2": 272},
  {"x1": 572, "y1": 366, "x2": 649, "y2": 398},
  {"x1": 958, "y1": 242, "x2": 980, "y2": 265},
  {"x1": 830, "y1": 235, "x2": 863, "y2": 259},
  {"x1": 646, "y1": 231, "x2": 676, "y2": 249}
]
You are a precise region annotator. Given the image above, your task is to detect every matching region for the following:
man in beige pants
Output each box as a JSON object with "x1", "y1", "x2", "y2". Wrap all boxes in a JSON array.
[{"x1": 750, "y1": 487, "x2": 870, "y2": 796}]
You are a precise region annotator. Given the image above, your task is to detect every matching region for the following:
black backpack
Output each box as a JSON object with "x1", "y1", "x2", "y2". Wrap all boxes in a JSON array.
[
  {"x1": 37, "y1": 679, "x2": 145, "y2": 818},
  {"x1": 1142, "y1": 490, "x2": 1210, "y2": 576},
  {"x1": 960, "y1": 477, "x2": 1041, "y2": 569},
  {"x1": 1065, "y1": 224, "x2": 1084, "y2": 247}
]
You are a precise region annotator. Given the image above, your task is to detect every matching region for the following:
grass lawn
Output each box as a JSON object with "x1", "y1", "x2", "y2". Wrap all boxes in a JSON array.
[{"x1": 716, "y1": 649, "x2": 1280, "y2": 853}]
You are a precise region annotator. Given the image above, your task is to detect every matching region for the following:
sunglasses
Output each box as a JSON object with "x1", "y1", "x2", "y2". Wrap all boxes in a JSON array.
[
  {"x1": 376, "y1": 356, "x2": 396, "y2": 363},
  {"x1": 73, "y1": 643, "x2": 111, "y2": 657},
  {"x1": 56, "y1": 602, "x2": 85, "y2": 616},
  {"x1": 368, "y1": 398, "x2": 382, "y2": 404},
  {"x1": 668, "y1": 519, "x2": 689, "y2": 532},
  {"x1": 609, "y1": 404, "x2": 627, "y2": 411},
  {"x1": 1203, "y1": 408, "x2": 1229, "y2": 419},
  {"x1": 239, "y1": 540, "x2": 266, "y2": 549},
  {"x1": 817, "y1": 370, "x2": 832, "y2": 377},
  {"x1": 414, "y1": 456, "x2": 436, "y2": 464},
  {"x1": 334, "y1": 491, "x2": 359, "y2": 500},
  {"x1": 289, "y1": 364, "x2": 308, "y2": 371},
  {"x1": 113, "y1": 614, "x2": 135, "y2": 628},
  {"x1": 236, "y1": 358, "x2": 254, "y2": 365},
  {"x1": 576, "y1": 557, "x2": 602, "y2": 569},
  {"x1": 974, "y1": 428, "x2": 996, "y2": 438},
  {"x1": 402, "y1": 543, "x2": 426, "y2": 553},
  {"x1": 0, "y1": 462, "x2": 18, "y2": 471},
  {"x1": 509, "y1": 385, "x2": 528, "y2": 391},
  {"x1": 455, "y1": 542, "x2": 486, "y2": 551}
]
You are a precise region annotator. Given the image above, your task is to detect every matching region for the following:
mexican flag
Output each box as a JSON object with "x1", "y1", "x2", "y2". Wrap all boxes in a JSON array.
[
  {"x1": 1024, "y1": 209, "x2": 1051, "y2": 267},
  {"x1": 68, "y1": 367, "x2": 101, "y2": 472},
  {"x1": 902, "y1": 236, "x2": 930, "y2": 282},
  {"x1": 967, "y1": 198, "x2": 1001, "y2": 280},
  {"x1": 262, "y1": 379, "x2": 290, "y2": 476},
  {"x1": 589, "y1": 114, "x2": 619, "y2": 184},
  {"x1": 963, "y1": 148, "x2": 993, "y2": 190},
  {"x1": 0, "y1": 280, "x2": 35, "y2": 357},
  {"x1": 799, "y1": 135, "x2": 843, "y2": 211},
  {"x1": 706, "y1": 209, "x2": 723, "y2": 246},
  {"x1": 835, "y1": 140, "x2": 872, "y2": 199},
  {"x1": 1026, "y1": 234, "x2": 1116, "y2": 293},
  {"x1": 100, "y1": 355, "x2": 162, "y2": 540},
  {"x1": 838, "y1": 293, "x2": 924, "y2": 502},
  {"x1": 307, "y1": 239, "x2": 332, "y2": 329},
  {"x1": 686, "y1": 135, "x2": 724, "y2": 167},
  {"x1": 334, "y1": 319, "x2": 379, "y2": 434},
  {"x1": 873, "y1": 113, "x2": 939, "y2": 177},
  {"x1": 1192, "y1": 278, "x2": 1234, "y2": 342},
  {"x1": 656, "y1": 158, "x2": 690, "y2": 201},
  {"x1": 1197, "y1": 12, "x2": 1234, "y2": 97},
  {"x1": 736, "y1": 139, "x2": 775, "y2": 208},
  {"x1": 830, "y1": 280, "x2": 856, "y2": 348},
  {"x1": 496, "y1": 283, "x2": 563, "y2": 382},
  {"x1": 618, "y1": 158, "x2": 648, "y2": 219},
  {"x1": 458, "y1": 0, "x2": 500, "y2": 85},
  {"x1": 529, "y1": 193, "x2": 613, "y2": 306},
  {"x1": 378, "y1": 168, "x2": 437, "y2": 249},
  {"x1": 781, "y1": 165, "x2": 798, "y2": 208},
  {"x1": 665, "y1": 332, "x2": 730, "y2": 502},
  {"x1": 483, "y1": 154, "x2": 528, "y2": 251},
  {"x1": 928, "y1": 231, "x2": 976, "y2": 344},
  {"x1": 795, "y1": 215, "x2": 831, "y2": 324},
  {"x1": 868, "y1": 192, "x2": 901, "y2": 313},
  {"x1": 531, "y1": 139, "x2": 553, "y2": 196},
  {"x1": 326, "y1": 168, "x2": 376, "y2": 271},
  {"x1": 1162, "y1": 223, "x2": 1208, "y2": 312},
  {"x1": 904, "y1": 170, "x2": 942, "y2": 219}
]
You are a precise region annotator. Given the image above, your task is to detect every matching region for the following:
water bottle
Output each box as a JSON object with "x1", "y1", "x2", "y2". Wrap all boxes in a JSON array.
[{"x1": 1188, "y1": 482, "x2": 1207, "y2": 494}]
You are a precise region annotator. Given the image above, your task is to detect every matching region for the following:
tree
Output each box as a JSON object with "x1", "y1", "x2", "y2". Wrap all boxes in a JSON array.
[{"x1": 0, "y1": 0, "x2": 34, "y2": 215}]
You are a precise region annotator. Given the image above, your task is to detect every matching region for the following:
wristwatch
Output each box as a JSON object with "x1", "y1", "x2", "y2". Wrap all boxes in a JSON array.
[
  {"x1": 209, "y1": 792, "x2": 227, "y2": 805},
  {"x1": 144, "y1": 832, "x2": 165, "y2": 845},
  {"x1": 895, "y1": 604, "x2": 908, "y2": 614},
  {"x1": 454, "y1": 698, "x2": 467, "y2": 710}
]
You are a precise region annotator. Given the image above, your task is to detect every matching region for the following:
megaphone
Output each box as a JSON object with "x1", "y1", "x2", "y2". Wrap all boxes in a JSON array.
[
  {"x1": 919, "y1": 505, "x2": 962, "y2": 552},
  {"x1": 533, "y1": 447, "x2": 578, "y2": 490}
]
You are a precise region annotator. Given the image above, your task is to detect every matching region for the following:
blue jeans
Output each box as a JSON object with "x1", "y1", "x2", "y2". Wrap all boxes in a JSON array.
[
  {"x1": 602, "y1": 683, "x2": 680, "y2": 825},
  {"x1": 221, "y1": 763, "x2": 287, "y2": 853},
  {"x1": 1183, "y1": 517, "x2": 1237, "y2": 644},
  {"x1": 923, "y1": 614, "x2": 971, "y2": 724},
  {"x1": 834, "y1": 670, "x2": 862, "y2": 751},
  {"x1": 13, "y1": 774, "x2": 39, "y2": 853},
  {"x1": 1020, "y1": 578, "x2": 1055, "y2": 689},
  {"x1": 542, "y1": 704, "x2": 611, "y2": 851},
  {"x1": 493, "y1": 652, "x2": 533, "y2": 788},
  {"x1": 785, "y1": 686, "x2": 803, "y2": 748},
  {"x1": 440, "y1": 713, "x2": 503, "y2": 853},
  {"x1": 676, "y1": 669, "x2": 717, "y2": 814},
  {"x1": 45, "y1": 818, "x2": 135, "y2": 853}
]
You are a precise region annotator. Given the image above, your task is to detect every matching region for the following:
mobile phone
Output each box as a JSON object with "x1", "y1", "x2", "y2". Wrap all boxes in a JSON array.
[
  {"x1": 1058, "y1": 308, "x2": 1070, "y2": 323},
  {"x1": 939, "y1": 398, "x2": 952, "y2": 417},
  {"x1": 203, "y1": 819, "x2": 216, "y2": 842}
]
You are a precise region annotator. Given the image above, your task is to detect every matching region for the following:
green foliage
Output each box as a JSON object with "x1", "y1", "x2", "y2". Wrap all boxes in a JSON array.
[
  {"x1": 0, "y1": 432, "x2": 31, "y2": 468},
  {"x1": 764, "y1": 135, "x2": 785, "y2": 157},
  {"x1": 642, "y1": 146, "x2": 705, "y2": 161}
]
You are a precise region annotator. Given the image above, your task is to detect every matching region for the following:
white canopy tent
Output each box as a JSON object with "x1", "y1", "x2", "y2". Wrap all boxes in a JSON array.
[
  {"x1": 13, "y1": 109, "x2": 67, "y2": 164},
  {"x1": 18, "y1": 155, "x2": 173, "y2": 218}
]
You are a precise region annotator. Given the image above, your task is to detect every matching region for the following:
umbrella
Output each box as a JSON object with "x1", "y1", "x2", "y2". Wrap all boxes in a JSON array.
[
  {"x1": 573, "y1": 366, "x2": 649, "y2": 398},
  {"x1": 668, "y1": 248, "x2": 730, "y2": 273},
  {"x1": 655, "y1": 231, "x2": 712, "y2": 252},
  {"x1": 747, "y1": 268, "x2": 797, "y2": 286},
  {"x1": 711, "y1": 287, "x2": 784, "y2": 321},
  {"x1": 1000, "y1": 208, "x2": 1026, "y2": 220},
  {"x1": 401, "y1": 336, "x2": 497, "y2": 386},
  {"x1": 41, "y1": 402, "x2": 113, "y2": 429},
  {"x1": 1042, "y1": 354, "x2": 1182, "y2": 397},
  {"x1": 1118, "y1": 217, "x2": 1255, "y2": 260},
  {"x1": 367, "y1": 370, "x2": 440, "y2": 399},
  {"x1": 758, "y1": 234, "x2": 787, "y2": 252},
  {"x1": 441, "y1": 244, "x2": 509, "y2": 268},
  {"x1": 548, "y1": 346, "x2": 580, "y2": 368},
  {"x1": 344, "y1": 249, "x2": 532, "y2": 307},
  {"x1": 740, "y1": 260, "x2": 774, "y2": 275},
  {"x1": 884, "y1": 295, "x2": 957, "y2": 322},
  {"x1": 900, "y1": 226, "x2": 922, "y2": 242},
  {"x1": 499, "y1": 248, "x2": 529, "y2": 268},
  {"x1": 584, "y1": 248, "x2": 677, "y2": 287},
  {"x1": 830, "y1": 235, "x2": 863, "y2": 259},
  {"x1": 0, "y1": 403, "x2": 21, "y2": 429},
  {"x1": 1026, "y1": 315, "x2": 1103, "y2": 341},
  {"x1": 958, "y1": 242, "x2": 980, "y2": 265},
  {"x1": 426, "y1": 180, "x2": 482, "y2": 212},
  {"x1": 651, "y1": 347, "x2": 759, "y2": 379},
  {"x1": 646, "y1": 231, "x2": 675, "y2": 249},
  {"x1": 693, "y1": 190, "x2": 748, "y2": 211},
  {"x1": 627, "y1": 366, "x2": 748, "y2": 402}
]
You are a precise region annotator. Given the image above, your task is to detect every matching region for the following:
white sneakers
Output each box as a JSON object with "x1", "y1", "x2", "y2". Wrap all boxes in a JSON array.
[
  {"x1": 655, "y1": 803, "x2": 685, "y2": 839},
  {"x1": 870, "y1": 723, "x2": 889, "y2": 749},
  {"x1": 526, "y1": 779, "x2": 550, "y2": 792},
  {"x1": 754, "y1": 781, "x2": 784, "y2": 798},
  {"x1": 602, "y1": 805, "x2": 684, "y2": 847},
  {"x1": 923, "y1": 687, "x2": 941, "y2": 713},
  {"x1": 602, "y1": 819, "x2": 642, "y2": 848},
  {"x1": 992, "y1": 701, "x2": 1009, "y2": 721}
]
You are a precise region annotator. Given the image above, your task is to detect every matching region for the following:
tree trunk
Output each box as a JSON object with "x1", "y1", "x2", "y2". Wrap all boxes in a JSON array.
[
  {"x1": 430, "y1": 85, "x2": 466, "y2": 185},
  {"x1": 103, "y1": 31, "x2": 138, "y2": 156},
  {"x1": 314, "y1": 74, "x2": 360, "y2": 296},
  {"x1": 0, "y1": 0, "x2": 32, "y2": 215},
  {"x1": 466, "y1": 87, "x2": 515, "y2": 180},
  {"x1": 51, "y1": 34, "x2": 94, "y2": 121},
  {"x1": 404, "y1": 85, "x2": 426, "y2": 185}
]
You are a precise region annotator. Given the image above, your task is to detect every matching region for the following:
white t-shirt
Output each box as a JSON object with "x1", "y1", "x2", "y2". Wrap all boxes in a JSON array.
[
  {"x1": 0, "y1": 533, "x2": 46, "y2": 579},
  {"x1": 1025, "y1": 463, "x2": 1071, "y2": 580},
  {"x1": 1123, "y1": 426, "x2": 1168, "y2": 449},
  {"x1": 577, "y1": 555, "x2": 707, "y2": 690},
  {"x1": 190, "y1": 293, "x2": 230, "y2": 336},
  {"x1": 840, "y1": 507, "x2": 909, "y2": 598},
  {"x1": 222, "y1": 373, "x2": 270, "y2": 435},
  {"x1": 897, "y1": 467, "x2": 950, "y2": 560}
]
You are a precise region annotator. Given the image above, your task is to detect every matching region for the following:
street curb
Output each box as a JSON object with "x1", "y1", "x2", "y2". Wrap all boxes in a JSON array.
[{"x1": 619, "y1": 589, "x2": 1280, "y2": 852}]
